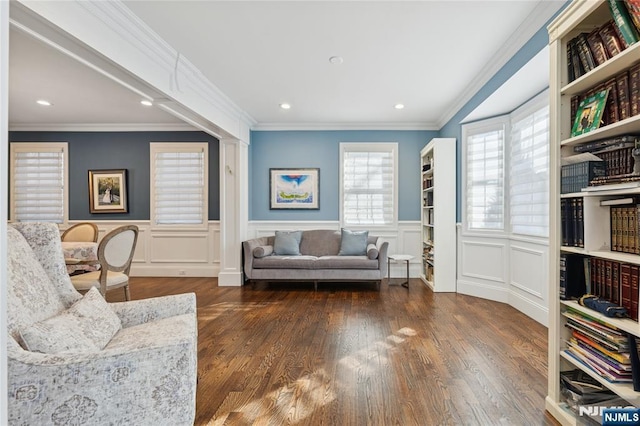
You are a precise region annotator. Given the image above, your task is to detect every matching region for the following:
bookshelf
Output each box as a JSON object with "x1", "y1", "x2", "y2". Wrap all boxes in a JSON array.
[
  {"x1": 548, "y1": 2, "x2": 640, "y2": 424},
  {"x1": 420, "y1": 138, "x2": 456, "y2": 292}
]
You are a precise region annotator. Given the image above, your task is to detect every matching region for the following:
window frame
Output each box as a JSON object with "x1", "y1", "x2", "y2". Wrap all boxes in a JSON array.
[
  {"x1": 149, "y1": 142, "x2": 209, "y2": 230},
  {"x1": 9, "y1": 142, "x2": 69, "y2": 224},
  {"x1": 462, "y1": 116, "x2": 508, "y2": 235},
  {"x1": 339, "y1": 142, "x2": 398, "y2": 229}
]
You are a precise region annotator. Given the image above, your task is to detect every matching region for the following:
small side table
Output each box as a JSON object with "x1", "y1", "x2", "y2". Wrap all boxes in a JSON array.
[{"x1": 388, "y1": 254, "x2": 413, "y2": 288}]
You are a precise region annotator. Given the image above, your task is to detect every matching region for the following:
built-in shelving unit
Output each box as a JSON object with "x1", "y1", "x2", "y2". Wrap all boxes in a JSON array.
[
  {"x1": 420, "y1": 138, "x2": 456, "y2": 292},
  {"x1": 547, "y1": 2, "x2": 640, "y2": 424}
]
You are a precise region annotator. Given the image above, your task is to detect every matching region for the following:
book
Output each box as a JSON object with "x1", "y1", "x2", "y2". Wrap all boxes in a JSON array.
[
  {"x1": 630, "y1": 63, "x2": 640, "y2": 116},
  {"x1": 631, "y1": 264, "x2": 639, "y2": 321},
  {"x1": 576, "y1": 33, "x2": 597, "y2": 73},
  {"x1": 621, "y1": 263, "x2": 632, "y2": 315},
  {"x1": 609, "y1": 0, "x2": 640, "y2": 47},
  {"x1": 616, "y1": 71, "x2": 631, "y2": 120},
  {"x1": 573, "y1": 134, "x2": 639, "y2": 153},
  {"x1": 625, "y1": 0, "x2": 640, "y2": 32},
  {"x1": 599, "y1": 20, "x2": 625, "y2": 58},
  {"x1": 571, "y1": 89, "x2": 610, "y2": 137},
  {"x1": 604, "y1": 77, "x2": 620, "y2": 125},
  {"x1": 587, "y1": 27, "x2": 610, "y2": 66}
]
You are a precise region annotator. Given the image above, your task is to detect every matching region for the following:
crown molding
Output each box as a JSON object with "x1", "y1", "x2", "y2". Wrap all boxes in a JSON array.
[
  {"x1": 251, "y1": 121, "x2": 438, "y2": 132},
  {"x1": 8, "y1": 122, "x2": 198, "y2": 132},
  {"x1": 436, "y1": 0, "x2": 565, "y2": 129}
]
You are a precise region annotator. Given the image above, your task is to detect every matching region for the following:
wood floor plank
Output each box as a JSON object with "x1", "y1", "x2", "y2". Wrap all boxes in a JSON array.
[{"x1": 110, "y1": 277, "x2": 559, "y2": 425}]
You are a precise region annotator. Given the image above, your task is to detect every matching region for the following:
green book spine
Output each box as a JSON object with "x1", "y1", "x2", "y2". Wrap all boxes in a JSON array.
[{"x1": 609, "y1": 0, "x2": 640, "y2": 46}]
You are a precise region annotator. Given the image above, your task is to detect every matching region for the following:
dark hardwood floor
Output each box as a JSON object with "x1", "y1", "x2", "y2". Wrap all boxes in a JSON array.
[{"x1": 107, "y1": 277, "x2": 559, "y2": 425}]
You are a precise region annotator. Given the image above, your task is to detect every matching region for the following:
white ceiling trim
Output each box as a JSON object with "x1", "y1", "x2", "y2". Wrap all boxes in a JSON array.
[
  {"x1": 436, "y1": 0, "x2": 564, "y2": 129},
  {"x1": 252, "y1": 121, "x2": 438, "y2": 131},
  {"x1": 8, "y1": 123, "x2": 197, "y2": 132}
]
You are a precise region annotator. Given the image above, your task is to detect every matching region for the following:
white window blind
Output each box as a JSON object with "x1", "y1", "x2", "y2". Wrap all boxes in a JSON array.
[
  {"x1": 341, "y1": 143, "x2": 397, "y2": 226},
  {"x1": 10, "y1": 143, "x2": 67, "y2": 223},
  {"x1": 510, "y1": 100, "x2": 549, "y2": 237},
  {"x1": 151, "y1": 143, "x2": 207, "y2": 225},
  {"x1": 466, "y1": 124, "x2": 505, "y2": 230}
]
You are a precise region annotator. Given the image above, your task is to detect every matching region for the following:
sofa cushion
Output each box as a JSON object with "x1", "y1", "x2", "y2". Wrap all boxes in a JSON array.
[
  {"x1": 367, "y1": 243, "x2": 379, "y2": 260},
  {"x1": 253, "y1": 255, "x2": 318, "y2": 269},
  {"x1": 314, "y1": 256, "x2": 380, "y2": 269},
  {"x1": 19, "y1": 287, "x2": 121, "y2": 354},
  {"x1": 274, "y1": 230, "x2": 303, "y2": 255},
  {"x1": 299, "y1": 230, "x2": 341, "y2": 256},
  {"x1": 338, "y1": 229, "x2": 369, "y2": 256},
  {"x1": 253, "y1": 245, "x2": 273, "y2": 258}
]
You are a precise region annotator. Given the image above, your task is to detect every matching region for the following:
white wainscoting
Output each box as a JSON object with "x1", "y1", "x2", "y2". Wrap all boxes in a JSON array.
[
  {"x1": 457, "y1": 224, "x2": 549, "y2": 326},
  {"x1": 248, "y1": 221, "x2": 423, "y2": 278},
  {"x1": 63, "y1": 221, "x2": 220, "y2": 277}
]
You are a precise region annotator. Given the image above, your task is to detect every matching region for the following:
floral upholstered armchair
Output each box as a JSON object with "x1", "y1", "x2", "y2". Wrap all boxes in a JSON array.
[{"x1": 7, "y1": 223, "x2": 198, "y2": 425}]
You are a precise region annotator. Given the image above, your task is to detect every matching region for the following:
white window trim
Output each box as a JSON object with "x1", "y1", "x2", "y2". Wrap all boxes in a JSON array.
[
  {"x1": 461, "y1": 116, "x2": 508, "y2": 237},
  {"x1": 149, "y1": 142, "x2": 209, "y2": 230},
  {"x1": 339, "y1": 142, "x2": 398, "y2": 229},
  {"x1": 9, "y1": 142, "x2": 69, "y2": 224},
  {"x1": 462, "y1": 90, "x2": 550, "y2": 242}
]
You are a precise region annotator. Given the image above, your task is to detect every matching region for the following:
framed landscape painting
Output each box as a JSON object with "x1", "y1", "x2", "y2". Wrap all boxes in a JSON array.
[
  {"x1": 89, "y1": 169, "x2": 128, "y2": 213},
  {"x1": 270, "y1": 168, "x2": 319, "y2": 209}
]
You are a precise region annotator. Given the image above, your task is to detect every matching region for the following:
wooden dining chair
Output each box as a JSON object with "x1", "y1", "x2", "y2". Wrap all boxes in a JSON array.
[
  {"x1": 61, "y1": 222, "x2": 99, "y2": 242},
  {"x1": 70, "y1": 225, "x2": 139, "y2": 300}
]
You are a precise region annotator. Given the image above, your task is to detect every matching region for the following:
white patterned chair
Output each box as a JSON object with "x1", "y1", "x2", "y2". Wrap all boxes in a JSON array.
[{"x1": 7, "y1": 222, "x2": 198, "y2": 425}]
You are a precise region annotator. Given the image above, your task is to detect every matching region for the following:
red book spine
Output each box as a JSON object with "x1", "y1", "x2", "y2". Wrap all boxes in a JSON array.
[
  {"x1": 631, "y1": 265, "x2": 639, "y2": 321},
  {"x1": 613, "y1": 261, "x2": 621, "y2": 304},
  {"x1": 621, "y1": 263, "x2": 632, "y2": 315}
]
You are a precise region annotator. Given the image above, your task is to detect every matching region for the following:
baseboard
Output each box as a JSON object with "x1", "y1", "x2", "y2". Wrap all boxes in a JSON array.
[
  {"x1": 131, "y1": 265, "x2": 218, "y2": 277},
  {"x1": 456, "y1": 279, "x2": 509, "y2": 303}
]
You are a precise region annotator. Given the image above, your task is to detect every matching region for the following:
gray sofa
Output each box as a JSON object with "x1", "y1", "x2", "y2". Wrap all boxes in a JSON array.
[{"x1": 242, "y1": 229, "x2": 389, "y2": 290}]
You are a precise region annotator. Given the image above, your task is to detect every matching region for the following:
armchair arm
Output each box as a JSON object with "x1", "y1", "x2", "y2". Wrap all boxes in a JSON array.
[{"x1": 109, "y1": 292, "x2": 196, "y2": 328}]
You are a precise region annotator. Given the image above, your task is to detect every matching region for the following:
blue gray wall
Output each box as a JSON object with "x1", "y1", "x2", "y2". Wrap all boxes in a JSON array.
[
  {"x1": 9, "y1": 131, "x2": 220, "y2": 220},
  {"x1": 439, "y1": 3, "x2": 568, "y2": 221},
  {"x1": 249, "y1": 130, "x2": 438, "y2": 221}
]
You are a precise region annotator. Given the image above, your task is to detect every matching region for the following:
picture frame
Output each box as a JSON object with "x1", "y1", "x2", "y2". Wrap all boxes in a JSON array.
[
  {"x1": 270, "y1": 168, "x2": 320, "y2": 209},
  {"x1": 89, "y1": 169, "x2": 128, "y2": 213},
  {"x1": 571, "y1": 88, "x2": 610, "y2": 137}
]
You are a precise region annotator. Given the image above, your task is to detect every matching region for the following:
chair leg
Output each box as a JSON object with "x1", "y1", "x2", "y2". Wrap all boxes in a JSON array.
[{"x1": 124, "y1": 284, "x2": 131, "y2": 301}]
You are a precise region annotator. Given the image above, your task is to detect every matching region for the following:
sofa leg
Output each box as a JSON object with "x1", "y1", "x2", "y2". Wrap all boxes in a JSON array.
[{"x1": 314, "y1": 281, "x2": 318, "y2": 291}]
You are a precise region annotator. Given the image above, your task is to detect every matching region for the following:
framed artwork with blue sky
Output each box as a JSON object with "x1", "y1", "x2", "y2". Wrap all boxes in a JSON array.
[{"x1": 269, "y1": 168, "x2": 319, "y2": 210}]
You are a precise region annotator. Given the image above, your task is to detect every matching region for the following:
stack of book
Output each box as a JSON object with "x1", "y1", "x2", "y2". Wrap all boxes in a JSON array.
[
  {"x1": 563, "y1": 307, "x2": 633, "y2": 383},
  {"x1": 561, "y1": 197, "x2": 584, "y2": 247},
  {"x1": 567, "y1": 0, "x2": 640, "y2": 83},
  {"x1": 561, "y1": 161, "x2": 606, "y2": 193},
  {"x1": 610, "y1": 203, "x2": 640, "y2": 255},
  {"x1": 571, "y1": 135, "x2": 640, "y2": 187},
  {"x1": 590, "y1": 259, "x2": 639, "y2": 321}
]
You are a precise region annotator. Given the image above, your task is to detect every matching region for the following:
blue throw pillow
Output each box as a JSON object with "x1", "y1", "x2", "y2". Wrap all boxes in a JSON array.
[
  {"x1": 273, "y1": 230, "x2": 302, "y2": 255},
  {"x1": 339, "y1": 229, "x2": 368, "y2": 256}
]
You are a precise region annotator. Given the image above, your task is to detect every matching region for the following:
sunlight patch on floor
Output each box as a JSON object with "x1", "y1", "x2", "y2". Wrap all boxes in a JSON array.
[{"x1": 205, "y1": 327, "x2": 417, "y2": 424}]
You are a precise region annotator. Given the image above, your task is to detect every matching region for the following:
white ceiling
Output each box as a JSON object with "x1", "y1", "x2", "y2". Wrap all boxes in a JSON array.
[{"x1": 9, "y1": 1, "x2": 564, "y2": 132}]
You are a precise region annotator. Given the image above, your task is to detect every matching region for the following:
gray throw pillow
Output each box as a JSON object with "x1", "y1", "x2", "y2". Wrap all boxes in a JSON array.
[
  {"x1": 253, "y1": 245, "x2": 274, "y2": 258},
  {"x1": 366, "y1": 243, "x2": 379, "y2": 260},
  {"x1": 339, "y1": 229, "x2": 369, "y2": 256},
  {"x1": 274, "y1": 230, "x2": 303, "y2": 255}
]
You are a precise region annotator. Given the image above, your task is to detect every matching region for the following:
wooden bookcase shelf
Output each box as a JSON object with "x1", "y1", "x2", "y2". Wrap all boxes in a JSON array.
[
  {"x1": 420, "y1": 138, "x2": 456, "y2": 292},
  {"x1": 548, "y1": 2, "x2": 640, "y2": 424}
]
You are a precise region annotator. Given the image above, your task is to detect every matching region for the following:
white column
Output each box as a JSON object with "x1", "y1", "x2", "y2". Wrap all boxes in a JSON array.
[
  {"x1": 1, "y1": 0, "x2": 9, "y2": 422},
  {"x1": 218, "y1": 138, "x2": 248, "y2": 286}
]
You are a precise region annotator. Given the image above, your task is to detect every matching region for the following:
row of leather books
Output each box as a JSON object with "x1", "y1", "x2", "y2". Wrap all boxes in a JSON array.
[
  {"x1": 610, "y1": 204, "x2": 640, "y2": 254},
  {"x1": 561, "y1": 197, "x2": 584, "y2": 248},
  {"x1": 567, "y1": 0, "x2": 640, "y2": 83},
  {"x1": 570, "y1": 64, "x2": 640, "y2": 131},
  {"x1": 561, "y1": 252, "x2": 640, "y2": 322}
]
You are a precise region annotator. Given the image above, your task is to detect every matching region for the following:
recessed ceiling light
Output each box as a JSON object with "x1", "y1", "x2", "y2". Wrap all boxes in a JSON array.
[
  {"x1": 140, "y1": 100, "x2": 153, "y2": 106},
  {"x1": 329, "y1": 56, "x2": 343, "y2": 65},
  {"x1": 394, "y1": 104, "x2": 405, "y2": 109},
  {"x1": 280, "y1": 103, "x2": 291, "y2": 110},
  {"x1": 36, "y1": 99, "x2": 52, "y2": 106}
]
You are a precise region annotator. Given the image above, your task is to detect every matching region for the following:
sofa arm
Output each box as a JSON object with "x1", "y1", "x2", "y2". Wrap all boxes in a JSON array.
[
  {"x1": 242, "y1": 236, "x2": 272, "y2": 280},
  {"x1": 109, "y1": 292, "x2": 196, "y2": 328},
  {"x1": 377, "y1": 240, "x2": 389, "y2": 278}
]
